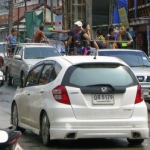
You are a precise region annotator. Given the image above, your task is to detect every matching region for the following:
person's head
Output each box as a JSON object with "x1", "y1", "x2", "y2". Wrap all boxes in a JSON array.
[
  {"x1": 108, "y1": 26, "x2": 116, "y2": 35},
  {"x1": 11, "y1": 29, "x2": 17, "y2": 36},
  {"x1": 96, "y1": 28, "x2": 102, "y2": 37},
  {"x1": 108, "y1": 24, "x2": 116, "y2": 30},
  {"x1": 74, "y1": 21, "x2": 83, "y2": 31},
  {"x1": 119, "y1": 26, "x2": 126, "y2": 35},
  {"x1": 39, "y1": 26, "x2": 44, "y2": 31},
  {"x1": 82, "y1": 23, "x2": 90, "y2": 30}
]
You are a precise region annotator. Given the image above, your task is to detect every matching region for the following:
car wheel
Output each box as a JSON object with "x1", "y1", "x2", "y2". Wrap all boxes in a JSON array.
[
  {"x1": 5, "y1": 69, "x2": 12, "y2": 86},
  {"x1": 12, "y1": 103, "x2": 26, "y2": 133},
  {"x1": 41, "y1": 112, "x2": 50, "y2": 146},
  {"x1": 127, "y1": 138, "x2": 144, "y2": 145}
]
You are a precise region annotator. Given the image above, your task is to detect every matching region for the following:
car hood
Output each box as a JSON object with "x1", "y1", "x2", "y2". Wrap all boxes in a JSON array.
[
  {"x1": 131, "y1": 67, "x2": 150, "y2": 76},
  {"x1": 24, "y1": 59, "x2": 43, "y2": 66}
]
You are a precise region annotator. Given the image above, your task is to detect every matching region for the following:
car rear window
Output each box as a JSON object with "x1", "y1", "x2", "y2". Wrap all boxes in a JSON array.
[
  {"x1": 99, "y1": 51, "x2": 150, "y2": 67},
  {"x1": 24, "y1": 47, "x2": 61, "y2": 59},
  {"x1": 62, "y1": 63, "x2": 137, "y2": 87}
]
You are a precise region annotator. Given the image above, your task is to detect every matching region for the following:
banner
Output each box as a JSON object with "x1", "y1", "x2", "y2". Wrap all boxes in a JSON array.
[
  {"x1": 55, "y1": 15, "x2": 62, "y2": 30},
  {"x1": 118, "y1": 7, "x2": 129, "y2": 28},
  {"x1": 25, "y1": 11, "x2": 44, "y2": 37}
]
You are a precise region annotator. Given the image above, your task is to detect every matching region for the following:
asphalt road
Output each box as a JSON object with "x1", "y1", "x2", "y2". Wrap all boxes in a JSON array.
[{"x1": 0, "y1": 84, "x2": 150, "y2": 150}]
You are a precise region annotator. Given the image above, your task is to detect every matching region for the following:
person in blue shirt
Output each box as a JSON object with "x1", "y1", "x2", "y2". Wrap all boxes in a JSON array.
[{"x1": 8, "y1": 29, "x2": 18, "y2": 54}]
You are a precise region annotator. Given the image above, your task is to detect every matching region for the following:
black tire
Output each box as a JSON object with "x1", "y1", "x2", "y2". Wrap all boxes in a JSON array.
[
  {"x1": 41, "y1": 112, "x2": 50, "y2": 146},
  {"x1": 11, "y1": 103, "x2": 26, "y2": 133},
  {"x1": 0, "y1": 80, "x2": 4, "y2": 86},
  {"x1": 127, "y1": 138, "x2": 144, "y2": 145},
  {"x1": 5, "y1": 68, "x2": 12, "y2": 86}
]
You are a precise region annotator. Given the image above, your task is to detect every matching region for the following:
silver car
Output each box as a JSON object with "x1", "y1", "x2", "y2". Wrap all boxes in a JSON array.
[{"x1": 99, "y1": 49, "x2": 150, "y2": 103}]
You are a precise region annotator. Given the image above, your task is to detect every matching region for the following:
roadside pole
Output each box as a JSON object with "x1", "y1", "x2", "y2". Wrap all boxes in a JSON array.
[
  {"x1": 8, "y1": 0, "x2": 14, "y2": 34},
  {"x1": 85, "y1": 0, "x2": 92, "y2": 36}
]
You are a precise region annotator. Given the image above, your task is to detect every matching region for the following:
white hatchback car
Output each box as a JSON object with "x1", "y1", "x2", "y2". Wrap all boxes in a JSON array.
[{"x1": 11, "y1": 56, "x2": 149, "y2": 146}]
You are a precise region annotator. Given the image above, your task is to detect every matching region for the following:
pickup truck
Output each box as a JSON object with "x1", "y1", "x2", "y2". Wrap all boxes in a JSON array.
[{"x1": 3, "y1": 43, "x2": 61, "y2": 85}]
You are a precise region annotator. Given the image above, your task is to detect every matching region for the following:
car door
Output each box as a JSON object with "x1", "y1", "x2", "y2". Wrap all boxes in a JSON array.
[
  {"x1": 18, "y1": 64, "x2": 44, "y2": 126},
  {"x1": 29, "y1": 62, "x2": 55, "y2": 129},
  {"x1": 11, "y1": 46, "x2": 23, "y2": 78}
]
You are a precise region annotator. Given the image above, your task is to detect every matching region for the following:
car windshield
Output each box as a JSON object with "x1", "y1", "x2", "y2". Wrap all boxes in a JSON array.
[
  {"x1": 99, "y1": 51, "x2": 150, "y2": 67},
  {"x1": 24, "y1": 47, "x2": 61, "y2": 59},
  {"x1": 62, "y1": 63, "x2": 136, "y2": 87}
]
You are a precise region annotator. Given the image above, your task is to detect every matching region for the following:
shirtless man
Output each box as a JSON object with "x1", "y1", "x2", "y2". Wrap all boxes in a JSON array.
[{"x1": 34, "y1": 26, "x2": 46, "y2": 43}]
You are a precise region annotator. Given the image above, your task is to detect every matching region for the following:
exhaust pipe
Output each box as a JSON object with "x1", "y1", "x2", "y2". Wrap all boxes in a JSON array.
[
  {"x1": 65, "y1": 132, "x2": 76, "y2": 139},
  {"x1": 132, "y1": 131, "x2": 141, "y2": 138}
]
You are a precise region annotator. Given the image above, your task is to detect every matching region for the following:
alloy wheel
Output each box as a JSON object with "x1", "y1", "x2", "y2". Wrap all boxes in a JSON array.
[{"x1": 41, "y1": 113, "x2": 50, "y2": 146}]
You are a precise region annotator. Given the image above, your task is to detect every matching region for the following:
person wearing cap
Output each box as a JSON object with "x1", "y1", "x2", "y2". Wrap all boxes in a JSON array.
[{"x1": 65, "y1": 21, "x2": 84, "y2": 55}]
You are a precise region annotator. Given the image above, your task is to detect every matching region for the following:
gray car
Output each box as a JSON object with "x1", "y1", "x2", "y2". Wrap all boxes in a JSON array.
[{"x1": 98, "y1": 49, "x2": 150, "y2": 103}]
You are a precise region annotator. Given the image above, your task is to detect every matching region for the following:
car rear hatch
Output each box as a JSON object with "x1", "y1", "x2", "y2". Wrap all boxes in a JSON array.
[{"x1": 61, "y1": 63, "x2": 139, "y2": 120}]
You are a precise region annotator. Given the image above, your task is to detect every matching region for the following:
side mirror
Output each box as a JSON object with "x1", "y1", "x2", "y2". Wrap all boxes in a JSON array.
[
  {"x1": 12, "y1": 78, "x2": 23, "y2": 87},
  {"x1": 0, "y1": 130, "x2": 8, "y2": 143},
  {"x1": 14, "y1": 55, "x2": 21, "y2": 60}
]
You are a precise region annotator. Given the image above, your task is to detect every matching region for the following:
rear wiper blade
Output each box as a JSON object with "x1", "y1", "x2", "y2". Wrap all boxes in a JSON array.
[
  {"x1": 86, "y1": 84, "x2": 104, "y2": 87},
  {"x1": 130, "y1": 65, "x2": 150, "y2": 67}
]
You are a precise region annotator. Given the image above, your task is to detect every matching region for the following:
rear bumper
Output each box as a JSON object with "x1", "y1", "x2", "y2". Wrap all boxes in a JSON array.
[
  {"x1": 47, "y1": 101, "x2": 149, "y2": 140},
  {"x1": 50, "y1": 126, "x2": 149, "y2": 140}
]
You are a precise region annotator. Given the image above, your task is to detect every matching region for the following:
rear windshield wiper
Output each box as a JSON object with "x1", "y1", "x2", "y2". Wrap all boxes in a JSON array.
[{"x1": 130, "y1": 65, "x2": 150, "y2": 67}]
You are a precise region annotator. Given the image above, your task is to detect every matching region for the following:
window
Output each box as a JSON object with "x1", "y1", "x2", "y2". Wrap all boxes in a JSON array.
[
  {"x1": 99, "y1": 51, "x2": 150, "y2": 67},
  {"x1": 39, "y1": 64, "x2": 53, "y2": 85},
  {"x1": 15, "y1": 47, "x2": 23, "y2": 57},
  {"x1": 25, "y1": 65, "x2": 43, "y2": 87},
  {"x1": 62, "y1": 63, "x2": 136, "y2": 87},
  {"x1": 24, "y1": 47, "x2": 60, "y2": 59},
  {"x1": 38, "y1": 62, "x2": 62, "y2": 84}
]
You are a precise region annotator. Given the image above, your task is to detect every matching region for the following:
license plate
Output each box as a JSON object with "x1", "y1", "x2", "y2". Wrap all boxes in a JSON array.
[
  {"x1": 92, "y1": 94, "x2": 114, "y2": 105},
  {"x1": 142, "y1": 89, "x2": 149, "y2": 96}
]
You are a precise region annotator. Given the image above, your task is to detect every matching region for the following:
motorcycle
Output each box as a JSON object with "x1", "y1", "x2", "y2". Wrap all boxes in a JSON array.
[
  {"x1": 0, "y1": 70, "x2": 4, "y2": 87},
  {"x1": 0, "y1": 126, "x2": 22, "y2": 150}
]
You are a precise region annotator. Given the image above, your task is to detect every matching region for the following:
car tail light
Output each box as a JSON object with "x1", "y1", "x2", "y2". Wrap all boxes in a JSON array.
[
  {"x1": 52, "y1": 85, "x2": 70, "y2": 105},
  {"x1": 135, "y1": 85, "x2": 143, "y2": 104}
]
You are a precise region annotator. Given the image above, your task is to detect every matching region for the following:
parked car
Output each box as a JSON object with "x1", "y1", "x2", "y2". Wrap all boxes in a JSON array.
[
  {"x1": 11, "y1": 56, "x2": 149, "y2": 146},
  {"x1": 99, "y1": 49, "x2": 150, "y2": 103},
  {"x1": 3, "y1": 43, "x2": 61, "y2": 85}
]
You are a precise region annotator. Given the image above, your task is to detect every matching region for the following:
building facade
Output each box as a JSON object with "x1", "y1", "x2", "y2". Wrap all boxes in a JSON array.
[{"x1": 128, "y1": 0, "x2": 150, "y2": 55}]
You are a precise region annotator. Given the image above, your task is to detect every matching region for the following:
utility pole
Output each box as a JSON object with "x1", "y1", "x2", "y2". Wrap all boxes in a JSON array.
[
  {"x1": 50, "y1": 0, "x2": 54, "y2": 26},
  {"x1": 8, "y1": 0, "x2": 14, "y2": 33},
  {"x1": 24, "y1": 0, "x2": 27, "y2": 11},
  {"x1": 85, "y1": 0, "x2": 92, "y2": 36},
  {"x1": 109, "y1": 0, "x2": 114, "y2": 25}
]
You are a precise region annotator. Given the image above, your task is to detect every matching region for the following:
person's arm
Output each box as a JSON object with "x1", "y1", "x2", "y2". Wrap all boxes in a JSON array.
[
  {"x1": 105, "y1": 35, "x2": 110, "y2": 48},
  {"x1": 83, "y1": 29, "x2": 91, "y2": 41},
  {"x1": 127, "y1": 32, "x2": 133, "y2": 45},
  {"x1": 50, "y1": 30, "x2": 69, "y2": 33},
  {"x1": 41, "y1": 32, "x2": 46, "y2": 39}
]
